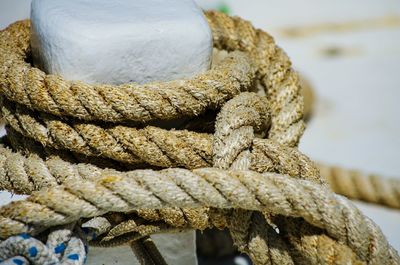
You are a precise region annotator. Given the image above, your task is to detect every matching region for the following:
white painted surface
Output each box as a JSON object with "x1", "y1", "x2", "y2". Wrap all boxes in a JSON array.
[
  {"x1": 30, "y1": 0, "x2": 212, "y2": 85},
  {"x1": 1, "y1": 0, "x2": 400, "y2": 263}
]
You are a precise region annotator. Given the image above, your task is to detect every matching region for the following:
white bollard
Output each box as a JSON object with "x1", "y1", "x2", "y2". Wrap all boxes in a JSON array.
[
  {"x1": 31, "y1": 0, "x2": 212, "y2": 85},
  {"x1": 31, "y1": 0, "x2": 213, "y2": 264}
]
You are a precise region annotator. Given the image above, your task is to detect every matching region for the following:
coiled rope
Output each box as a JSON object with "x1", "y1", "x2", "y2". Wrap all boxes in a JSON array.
[{"x1": 0, "y1": 10, "x2": 398, "y2": 265}]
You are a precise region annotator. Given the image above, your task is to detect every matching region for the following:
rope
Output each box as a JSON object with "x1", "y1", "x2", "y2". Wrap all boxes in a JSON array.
[
  {"x1": 210, "y1": 94, "x2": 362, "y2": 264},
  {"x1": 0, "y1": 12, "x2": 305, "y2": 148},
  {"x1": 1, "y1": 93, "x2": 309, "y2": 170},
  {"x1": 0, "y1": 226, "x2": 87, "y2": 265},
  {"x1": 206, "y1": 11, "x2": 305, "y2": 147},
  {"x1": 0, "y1": 166, "x2": 398, "y2": 264},
  {"x1": 0, "y1": 22, "x2": 254, "y2": 124},
  {"x1": 0, "y1": 141, "x2": 371, "y2": 264},
  {"x1": 0, "y1": 10, "x2": 398, "y2": 265},
  {"x1": 0, "y1": 134, "x2": 322, "y2": 195},
  {"x1": 276, "y1": 216, "x2": 364, "y2": 265},
  {"x1": 212, "y1": 92, "x2": 295, "y2": 264},
  {"x1": 319, "y1": 163, "x2": 400, "y2": 209}
]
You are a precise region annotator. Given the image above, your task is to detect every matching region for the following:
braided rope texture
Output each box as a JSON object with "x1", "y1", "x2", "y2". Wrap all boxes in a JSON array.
[{"x1": 0, "y1": 10, "x2": 398, "y2": 265}]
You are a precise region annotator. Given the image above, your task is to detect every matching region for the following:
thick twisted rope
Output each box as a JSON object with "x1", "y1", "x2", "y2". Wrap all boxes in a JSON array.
[
  {"x1": 0, "y1": 140, "x2": 380, "y2": 265},
  {"x1": 0, "y1": 97, "x2": 394, "y2": 264},
  {"x1": 0, "y1": 137, "x2": 397, "y2": 264},
  {"x1": 0, "y1": 167, "x2": 398, "y2": 264},
  {"x1": 206, "y1": 11, "x2": 305, "y2": 147},
  {"x1": 0, "y1": 95, "x2": 312, "y2": 173},
  {"x1": 0, "y1": 100, "x2": 392, "y2": 262},
  {"x1": 212, "y1": 93, "x2": 296, "y2": 264},
  {"x1": 211, "y1": 94, "x2": 364, "y2": 265},
  {"x1": 0, "y1": 139, "x2": 369, "y2": 264},
  {"x1": 0, "y1": 10, "x2": 398, "y2": 265},
  {"x1": 0, "y1": 22, "x2": 254, "y2": 124},
  {"x1": 0, "y1": 136, "x2": 321, "y2": 195},
  {"x1": 319, "y1": 163, "x2": 400, "y2": 209},
  {"x1": 0, "y1": 12, "x2": 304, "y2": 147}
]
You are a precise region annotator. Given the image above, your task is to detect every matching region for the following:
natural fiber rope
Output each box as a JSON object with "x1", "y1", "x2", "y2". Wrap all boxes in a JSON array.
[
  {"x1": 212, "y1": 92, "x2": 295, "y2": 264},
  {"x1": 206, "y1": 11, "x2": 305, "y2": 147},
  {"x1": 0, "y1": 12, "x2": 305, "y2": 147},
  {"x1": 319, "y1": 163, "x2": 400, "y2": 209},
  {"x1": 0, "y1": 22, "x2": 255, "y2": 124},
  {"x1": 0, "y1": 140, "x2": 397, "y2": 265},
  {"x1": 0, "y1": 165, "x2": 398, "y2": 264},
  {"x1": 0, "y1": 135, "x2": 322, "y2": 195},
  {"x1": 0, "y1": 10, "x2": 398, "y2": 265},
  {"x1": 3, "y1": 130, "x2": 365, "y2": 265},
  {"x1": 0, "y1": 9, "x2": 301, "y2": 262},
  {"x1": 0, "y1": 115, "x2": 394, "y2": 264},
  {"x1": 0, "y1": 139, "x2": 371, "y2": 264},
  {"x1": 209, "y1": 92, "x2": 354, "y2": 265},
  {"x1": 276, "y1": 216, "x2": 364, "y2": 265},
  {"x1": 0, "y1": 102, "x2": 320, "y2": 189}
]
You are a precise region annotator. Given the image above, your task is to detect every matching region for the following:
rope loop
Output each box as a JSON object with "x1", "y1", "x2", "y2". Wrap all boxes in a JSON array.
[{"x1": 0, "y1": 10, "x2": 398, "y2": 265}]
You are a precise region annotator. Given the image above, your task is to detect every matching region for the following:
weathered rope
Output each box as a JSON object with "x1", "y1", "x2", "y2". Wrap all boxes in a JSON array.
[
  {"x1": 0, "y1": 140, "x2": 370, "y2": 264},
  {"x1": 0, "y1": 98, "x2": 309, "y2": 178},
  {"x1": 206, "y1": 11, "x2": 305, "y2": 147},
  {"x1": 0, "y1": 22, "x2": 255, "y2": 124},
  {"x1": 212, "y1": 93, "x2": 295, "y2": 264},
  {"x1": 0, "y1": 91, "x2": 396, "y2": 264},
  {"x1": 0, "y1": 10, "x2": 301, "y2": 262},
  {"x1": 0, "y1": 10, "x2": 398, "y2": 265},
  {"x1": 276, "y1": 216, "x2": 364, "y2": 265},
  {"x1": 0, "y1": 166, "x2": 398, "y2": 264},
  {"x1": 0, "y1": 134, "x2": 322, "y2": 195},
  {"x1": 0, "y1": 142, "x2": 397, "y2": 264},
  {"x1": 0, "y1": 12, "x2": 305, "y2": 147},
  {"x1": 319, "y1": 163, "x2": 400, "y2": 209},
  {"x1": 209, "y1": 92, "x2": 351, "y2": 265}
]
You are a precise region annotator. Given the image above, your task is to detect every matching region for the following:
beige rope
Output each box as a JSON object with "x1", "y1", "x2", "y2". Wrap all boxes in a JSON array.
[
  {"x1": 206, "y1": 11, "x2": 305, "y2": 147},
  {"x1": 0, "y1": 166, "x2": 398, "y2": 264},
  {"x1": 319, "y1": 163, "x2": 400, "y2": 209},
  {"x1": 0, "y1": 21, "x2": 255, "y2": 123},
  {"x1": 0, "y1": 90, "x2": 317, "y2": 264},
  {"x1": 0, "y1": 10, "x2": 398, "y2": 265},
  {"x1": 0, "y1": 130, "x2": 389, "y2": 264},
  {"x1": 0, "y1": 139, "x2": 370, "y2": 264},
  {"x1": 0, "y1": 12, "x2": 305, "y2": 148},
  {"x1": 277, "y1": 217, "x2": 364, "y2": 265},
  {"x1": 0, "y1": 137, "x2": 322, "y2": 195},
  {"x1": 210, "y1": 91, "x2": 379, "y2": 264},
  {"x1": 212, "y1": 93, "x2": 295, "y2": 264}
]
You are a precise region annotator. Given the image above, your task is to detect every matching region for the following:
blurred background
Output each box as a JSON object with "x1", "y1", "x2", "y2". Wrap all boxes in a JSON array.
[{"x1": 1, "y1": 1, "x2": 400, "y2": 264}]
